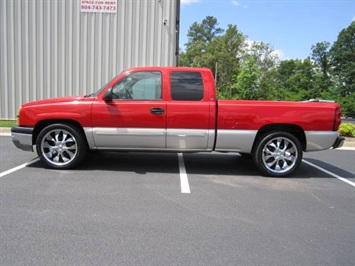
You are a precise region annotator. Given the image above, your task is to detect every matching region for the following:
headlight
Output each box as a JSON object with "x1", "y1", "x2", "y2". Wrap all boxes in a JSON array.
[{"x1": 17, "y1": 107, "x2": 22, "y2": 125}]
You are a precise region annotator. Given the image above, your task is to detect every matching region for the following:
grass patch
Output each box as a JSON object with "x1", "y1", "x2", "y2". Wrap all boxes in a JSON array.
[{"x1": 0, "y1": 120, "x2": 17, "y2": 127}]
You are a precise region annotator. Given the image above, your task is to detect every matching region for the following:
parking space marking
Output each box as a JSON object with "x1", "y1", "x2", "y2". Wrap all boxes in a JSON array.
[
  {"x1": 303, "y1": 159, "x2": 355, "y2": 187},
  {"x1": 178, "y1": 153, "x2": 190, "y2": 193},
  {"x1": 0, "y1": 158, "x2": 40, "y2": 178}
]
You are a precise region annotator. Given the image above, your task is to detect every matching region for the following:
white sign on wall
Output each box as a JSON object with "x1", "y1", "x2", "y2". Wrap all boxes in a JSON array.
[{"x1": 81, "y1": 0, "x2": 117, "y2": 13}]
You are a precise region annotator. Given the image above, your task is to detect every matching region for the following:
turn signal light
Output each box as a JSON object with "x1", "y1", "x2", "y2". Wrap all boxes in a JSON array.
[{"x1": 16, "y1": 107, "x2": 21, "y2": 125}]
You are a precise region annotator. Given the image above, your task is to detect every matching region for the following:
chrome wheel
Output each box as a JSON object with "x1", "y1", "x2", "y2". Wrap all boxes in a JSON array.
[
  {"x1": 262, "y1": 137, "x2": 298, "y2": 174},
  {"x1": 36, "y1": 124, "x2": 87, "y2": 169},
  {"x1": 253, "y1": 132, "x2": 302, "y2": 177},
  {"x1": 41, "y1": 129, "x2": 78, "y2": 166}
]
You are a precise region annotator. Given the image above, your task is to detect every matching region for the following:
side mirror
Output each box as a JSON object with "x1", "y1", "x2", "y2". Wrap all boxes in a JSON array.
[{"x1": 103, "y1": 89, "x2": 113, "y2": 102}]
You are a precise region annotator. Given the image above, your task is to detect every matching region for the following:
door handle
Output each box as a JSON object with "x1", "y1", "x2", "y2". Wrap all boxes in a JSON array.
[{"x1": 151, "y1": 107, "x2": 165, "y2": 115}]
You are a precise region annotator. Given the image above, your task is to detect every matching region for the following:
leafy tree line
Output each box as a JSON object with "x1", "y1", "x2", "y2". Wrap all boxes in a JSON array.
[{"x1": 179, "y1": 16, "x2": 355, "y2": 112}]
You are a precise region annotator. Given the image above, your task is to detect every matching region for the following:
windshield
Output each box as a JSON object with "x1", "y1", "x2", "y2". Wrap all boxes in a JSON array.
[{"x1": 85, "y1": 73, "x2": 122, "y2": 97}]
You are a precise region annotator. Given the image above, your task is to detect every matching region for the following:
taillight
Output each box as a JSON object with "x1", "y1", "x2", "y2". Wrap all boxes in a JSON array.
[{"x1": 333, "y1": 106, "x2": 342, "y2": 131}]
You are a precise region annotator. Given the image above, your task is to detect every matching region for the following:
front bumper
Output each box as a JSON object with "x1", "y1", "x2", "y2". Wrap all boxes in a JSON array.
[
  {"x1": 11, "y1": 126, "x2": 34, "y2": 152},
  {"x1": 332, "y1": 136, "x2": 345, "y2": 149}
]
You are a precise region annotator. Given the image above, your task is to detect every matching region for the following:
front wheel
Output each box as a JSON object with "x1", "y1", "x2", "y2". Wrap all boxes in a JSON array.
[
  {"x1": 36, "y1": 124, "x2": 87, "y2": 169},
  {"x1": 253, "y1": 132, "x2": 302, "y2": 177}
]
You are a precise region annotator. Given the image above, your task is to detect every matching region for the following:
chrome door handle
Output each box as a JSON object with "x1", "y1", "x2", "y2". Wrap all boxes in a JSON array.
[{"x1": 151, "y1": 107, "x2": 164, "y2": 115}]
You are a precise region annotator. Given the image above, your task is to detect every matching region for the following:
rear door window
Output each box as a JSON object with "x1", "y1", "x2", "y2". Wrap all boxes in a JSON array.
[{"x1": 170, "y1": 72, "x2": 203, "y2": 101}]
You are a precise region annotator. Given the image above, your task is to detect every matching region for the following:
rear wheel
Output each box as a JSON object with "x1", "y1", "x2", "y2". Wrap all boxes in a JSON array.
[
  {"x1": 36, "y1": 123, "x2": 87, "y2": 169},
  {"x1": 253, "y1": 132, "x2": 302, "y2": 177}
]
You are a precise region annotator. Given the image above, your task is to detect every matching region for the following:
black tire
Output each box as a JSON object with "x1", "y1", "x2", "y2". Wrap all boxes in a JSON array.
[
  {"x1": 253, "y1": 132, "x2": 302, "y2": 177},
  {"x1": 36, "y1": 123, "x2": 87, "y2": 169}
]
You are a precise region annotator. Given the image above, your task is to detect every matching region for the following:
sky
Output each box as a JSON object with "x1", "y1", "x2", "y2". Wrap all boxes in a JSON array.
[{"x1": 179, "y1": 0, "x2": 355, "y2": 60}]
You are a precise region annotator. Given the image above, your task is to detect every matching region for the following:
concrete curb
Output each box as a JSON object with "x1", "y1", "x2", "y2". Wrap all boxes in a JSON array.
[
  {"x1": 2, "y1": 127, "x2": 354, "y2": 150},
  {"x1": 0, "y1": 127, "x2": 11, "y2": 136},
  {"x1": 343, "y1": 138, "x2": 355, "y2": 149}
]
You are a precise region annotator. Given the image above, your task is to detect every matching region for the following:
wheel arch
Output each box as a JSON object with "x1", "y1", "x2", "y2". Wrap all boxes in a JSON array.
[
  {"x1": 252, "y1": 124, "x2": 306, "y2": 153},
  {"x1": 33, "y1": 119, "x2": 88, "y2": 147}
]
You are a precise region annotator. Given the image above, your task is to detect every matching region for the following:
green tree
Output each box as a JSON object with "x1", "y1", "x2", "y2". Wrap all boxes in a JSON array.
[
  {"x1": 180, "y1": 15, "x2": 354, "y2": 107},
  {"x1": 180, "y1": 16, "x2": 224, "y2": 68},
  {"x1": 329, "y1": 22, "x2": 355, "y2": 99},
  {"x1": 229, "y1": 42, "x2": 280, "y2": 100},
  {"x1": 311, "y1": 41, "x2": 333, "y2": 97},
  {"x1": 186, "y1": 16, "x2": 224, "y2": 45},
  {"x1": 231, "y1": 55, "x2": 260, "y2": 99},
  {"x1": 311, "y1": 41, "x2": 331, "y2": 77},
  {"x1": 274, "y1": 58, "x2": 316, "y2": 101},
  {"x1": 247, "y1": 42, "x2": 279, "y2": 100},
  {"x1": 212, "y1": 24, "x2": 246, "y2": 98}
]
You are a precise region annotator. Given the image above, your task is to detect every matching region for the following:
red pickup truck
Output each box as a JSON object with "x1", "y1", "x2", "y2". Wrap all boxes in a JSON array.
[{"x1": 11, "y1": 67, "x2": 344, "y2": 176}]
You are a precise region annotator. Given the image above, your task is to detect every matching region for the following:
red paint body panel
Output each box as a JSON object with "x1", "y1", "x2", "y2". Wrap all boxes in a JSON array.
[
  {"x1": 91, "y1": 100, "x2": 166, "y2": 128},
  {"x1": 217, "y1": 100, "x2": 340, "y2": 131},
  {"x1": 17, "y1": 66, "x2": 340, "y2": 134},
  {"x1": 19, "y1": 96, "x2": 93, "y2": 127},
  {"x1": 166, "y1": 102, "x2": 214, "y2": 129}
]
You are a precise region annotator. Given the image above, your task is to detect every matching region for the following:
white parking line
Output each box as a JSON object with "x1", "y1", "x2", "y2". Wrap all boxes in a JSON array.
[
  {"x1": 302, "y1": 159, "x2": 355, "y2": 187},
  {"x1": 0, "y1": 158, "x2": 40, "y2": 178},
  {"x1": 178, "y1": 153, "x2": 190, "y2": 193}
]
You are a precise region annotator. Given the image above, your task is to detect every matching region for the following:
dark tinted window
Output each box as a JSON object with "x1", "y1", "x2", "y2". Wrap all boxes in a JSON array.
[{"x1": 171, "y1": 72, "x2": 203, "y2": 101}]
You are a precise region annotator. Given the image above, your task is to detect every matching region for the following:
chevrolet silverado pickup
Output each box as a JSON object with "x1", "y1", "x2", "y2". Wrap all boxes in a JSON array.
[{"x1": 11, "y1": 67, "x2": 344, "y2": 176}]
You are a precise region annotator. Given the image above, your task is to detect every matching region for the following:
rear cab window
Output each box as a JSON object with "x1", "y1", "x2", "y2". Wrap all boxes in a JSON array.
[{"x1": 170, "y1": 72, "x2": 204, "y2": 101}]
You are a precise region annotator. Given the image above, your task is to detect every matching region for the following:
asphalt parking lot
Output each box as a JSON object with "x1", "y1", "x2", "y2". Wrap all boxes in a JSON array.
[{"x1": 1, "y1": 135, "x2": 354, "y2": 266}]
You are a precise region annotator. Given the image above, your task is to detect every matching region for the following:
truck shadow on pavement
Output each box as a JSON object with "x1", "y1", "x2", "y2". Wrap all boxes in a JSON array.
[
  {"x1": 28, "y1": 151, "x2": 354, "y2": 179},
  {"x1": 302, "y1": 158, "x2": 355, "y2": 179}
]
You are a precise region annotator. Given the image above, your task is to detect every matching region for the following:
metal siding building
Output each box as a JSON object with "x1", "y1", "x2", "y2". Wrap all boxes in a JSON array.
[{"x1": 0, "y1": 0, "x2": 180, "y2": 119}]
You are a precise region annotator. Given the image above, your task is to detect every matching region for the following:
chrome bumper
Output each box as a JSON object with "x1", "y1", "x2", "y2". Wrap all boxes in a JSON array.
[{"x1": 11, "y1": 126, "x2": 34, "y2": 152}]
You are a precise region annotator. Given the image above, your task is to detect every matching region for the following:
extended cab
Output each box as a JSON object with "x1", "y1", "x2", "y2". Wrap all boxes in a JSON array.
[{"x1": 11, "y1": 67, "x2": 344, "y2": 176}]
